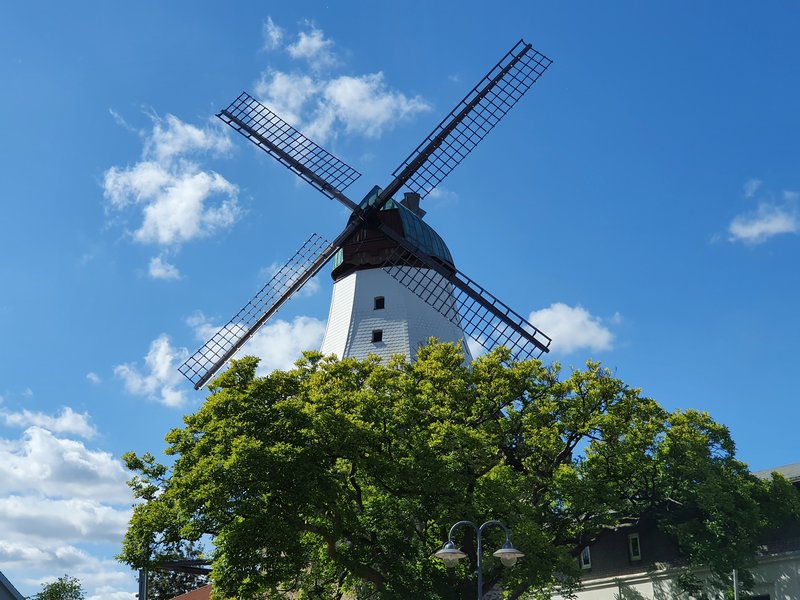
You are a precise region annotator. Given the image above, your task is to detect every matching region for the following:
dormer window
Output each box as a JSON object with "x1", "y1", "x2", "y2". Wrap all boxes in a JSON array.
[
  {"x1": 374, "y1": 296, "x2": 385, "y2": 310},
  {"x1": 371, "y1": 329, "x2": 383, "y2": 343}
]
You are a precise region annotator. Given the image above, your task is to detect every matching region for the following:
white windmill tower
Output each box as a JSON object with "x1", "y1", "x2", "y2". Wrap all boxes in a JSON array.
[
  {"x1": 180, "y1": 40, "x2": 553, "y2": 390},
  {"x1": 320, "y1": 188, "x2": 470, "y2": 362}
]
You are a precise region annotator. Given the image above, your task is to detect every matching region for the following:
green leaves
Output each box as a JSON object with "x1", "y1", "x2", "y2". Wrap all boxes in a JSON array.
[
  {"x1": 32, "y1": 575, "x2": 85, "y2": 600},
  {"x1": 119, "y1": 343, "x2": 799, "y2": 599}
]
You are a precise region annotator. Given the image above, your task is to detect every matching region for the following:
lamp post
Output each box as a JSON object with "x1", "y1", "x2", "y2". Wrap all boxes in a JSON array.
[
  {"x1": 137, "y1": 568, "x2": 147, "y2": 600},
  {"x1": 434, "y1": 520, "x2": 524, "y2": 599}
]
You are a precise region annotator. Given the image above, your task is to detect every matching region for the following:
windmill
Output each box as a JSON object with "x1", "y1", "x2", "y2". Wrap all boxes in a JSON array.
[{"x1": 179, "y1": 39, "x2": 553, "y2": 390}]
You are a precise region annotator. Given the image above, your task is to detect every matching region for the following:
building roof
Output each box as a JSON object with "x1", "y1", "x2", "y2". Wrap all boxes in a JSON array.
[
  {"x1": 754, "y1": 462, "x2": 800, "y2": 483},
  {"x1": 169, "y1": 584, "x2": 212, "y2": 600},
  {"x1": 393, "y1": 200, "x2": 453, "y2": 265},
  {"x1": 0, "y1": 571, "x2": 24, "y2": 600},
  {"x1": 331, "y1": 186, "x2": 456, "y2": 282},
  {"x1": 359, "y1": 185, "x2": 454, "y2": 265}
]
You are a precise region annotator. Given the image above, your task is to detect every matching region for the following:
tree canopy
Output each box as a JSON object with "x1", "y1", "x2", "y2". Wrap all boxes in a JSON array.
[
  {"x1": 144, "y1": 540, "x2": 209, "y2": 600},
  {"x1": 120, "y1": 342, "x2": 799, "y2": 599},
  {"x1": 33, "y1": 575, "x2": 85, "y2": 600}
]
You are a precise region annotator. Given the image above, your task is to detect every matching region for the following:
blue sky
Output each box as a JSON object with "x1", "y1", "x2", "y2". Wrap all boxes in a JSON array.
[{"x1": 1, "y1": 2, "x2": 799, "y2": 597}]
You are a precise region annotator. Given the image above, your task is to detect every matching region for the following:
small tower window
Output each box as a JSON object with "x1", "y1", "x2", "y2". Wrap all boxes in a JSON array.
[
  {"x1": 371, "y1": 329, "x2": 383, "y2": 343},
  {"x1": 580, "y1": 546, "x2": 591, "y2": 570},
  {"x1": 628, "y1": 533, "x2": 641, "y2": 561},
  {"x1": 374, "y1": 296, "x2": 385, "y2": 310}
]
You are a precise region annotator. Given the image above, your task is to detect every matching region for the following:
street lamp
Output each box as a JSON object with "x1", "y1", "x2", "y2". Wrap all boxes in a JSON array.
[{"x1": 434, "y1": 520, "x2": 524, "y2": 598}]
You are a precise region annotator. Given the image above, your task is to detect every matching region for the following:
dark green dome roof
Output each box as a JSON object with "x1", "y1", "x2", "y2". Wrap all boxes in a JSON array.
[
  {"x1": 332, "y1": 186, "x2": 454, "y2": 275},
  {"x1": 384, "y1": 198, "x2": 453, "y2": 265}
]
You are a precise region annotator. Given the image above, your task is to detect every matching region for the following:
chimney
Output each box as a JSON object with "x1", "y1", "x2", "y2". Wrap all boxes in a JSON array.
[{"x1": 400, "y1": 192, "x2": 426, "y2": 218}]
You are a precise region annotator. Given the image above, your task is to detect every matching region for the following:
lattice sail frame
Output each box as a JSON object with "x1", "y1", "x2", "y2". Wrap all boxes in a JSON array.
[
  {"x1": 219, "y1": 92, "x2": 361, "y2": 205},
  {"x1": 179, "y1": 234, "x2": 331, "y2": 389},
  {"x1": 180, "y1": 39, "x2": 554, "y2": 389},
  {"x1": 391, "y1": 40, "x2": 552, "y2": 199},
  {"x1": 380, "y1": 248, "x2": 551, "y2": 361}
]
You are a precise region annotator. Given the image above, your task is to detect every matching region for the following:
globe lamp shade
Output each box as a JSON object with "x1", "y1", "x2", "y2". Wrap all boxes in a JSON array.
[
  {"x1": 434, "y1": 541, "x2": 467, "y2": 569},
  {"x1": 493, "y1": 541, "x2": 524, "y2": 567}
]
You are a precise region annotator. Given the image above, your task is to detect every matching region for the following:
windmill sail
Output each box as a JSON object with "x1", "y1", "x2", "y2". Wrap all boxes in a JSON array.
[
  {"x1": 384, "y1": 262, "x2": 551, "y2": 359},
  {"x1": 181, "y1": 39, "x2": 554, "y2": 388},
  {"x1": 378, "y1": 234, "x2": 551, "y2": 360},
  {"x1": 386, "y1": 39, "x2": 552, "y2": 202},
  {"x1": 219, "y1": 92, "x2": 361, "y2": 211},
  {"x1": 179, "y1": 234, "x2": 333, "y2": 389}
]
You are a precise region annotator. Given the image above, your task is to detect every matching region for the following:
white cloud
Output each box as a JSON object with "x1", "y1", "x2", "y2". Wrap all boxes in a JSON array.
[
  {"x1": 108, "y1": 107, "x2": 136, "y2": 132},
  {"x1": 244, "y1": 316, "x2": 326, "y2": 371},
  {"x1": 104, "y1": 161, "x2": 171, "y2": 207},
  {"x1": 0, "y1": 406, "x2": 97, "y2": 439},
  {"x1": 145, "y1": 114, "x2": 231, "y2": 163},
  {"x1": 0, "y1": 496, "x2": 129, "y2": 544},
  {"x1": 104, "y1": 114, "x2": 240, "y2": 248},
  {"x1": 255, "y1": 70, "x2": 318, "y2": 127},
  {"x1": 256, "y1": 71, "x2": 430, "y2": 144},
  {"x1": 1, "y1": 540, "x2": 136, "y2": 600},
  {"x1": 254, "y1": 20, "x2": 430, "y2": 144},
  {"x1": 727, "y1": 181, "x2": 800, "y2": 245},
  {"x1": 743, "y1": 178, "x2": 762, "y2": 199},
  {"x1": 287, "y1": 24, "x2": 337, "y2": 71},
  {"x1": 105, "y1": 161, "x2": 239, "y2": 246},
  {"x1": 320, "y1": 73, "x2": 429, "y2": 139},
  {"x1": 528, "y1": 303, "x2": 615, "y2": 355},
  {"x1": 728, "y1": 202, "x2": 798, "y2": 244},
  {"x1": 191, "y1": 313, "x2": 325, "y2": 375},
  {"x1": 86, "y1": 372, "x2": 101, "y2": 384},
  {"x1": 148, "y1": 255, "x2": 181, "y2": 280},
  {"x1": 0, "y1": 406, "x2": 140, "y2": 597},
  {"x1": 135, "y1": 170, "x2": 237, "y2": 245},
  {"x1": 114, "y1": 334, "x2": 189, "y2": 407},
  {"x1": 262, "y1": 17, "x2": 284, "y2": 51},
  {"x1": 87, "y1": 589, "x2": 137, "y2": 600},
  {"x1": 0, "y1": 541, "x2": 99, "y2": 581},
  {"x1": 0, "y1": 426, "x2": 130, "y2": 502}
]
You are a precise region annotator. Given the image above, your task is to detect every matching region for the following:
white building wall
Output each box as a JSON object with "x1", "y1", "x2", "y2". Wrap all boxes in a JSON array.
[
  {"x1": 320, "y1": 268, "x2": 469, "y2": 362},
  {"x1": 752, "y1": 552, "x2": 800, "y2": 599},
  {"x1": 319, "y1": 273, "x2": 356, "y2": 358},
  {"x1": 551, "y1": 570, "x2": 690, "y2": 600},
  {"x1": 551, "y1": 552, "x2": 800, "y2": 600}
]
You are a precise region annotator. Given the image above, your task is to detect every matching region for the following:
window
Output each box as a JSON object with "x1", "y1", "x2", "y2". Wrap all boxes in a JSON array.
[
  {"x1": 373, "y1": 296, "x2": 385, "y2": 310},
  {"x1": 371, "y1": 329, "x2": 383, "y2": 343},
  {"x1": 628, "y1": 533, "x2": 641, "y2": 561},
  {"x1": 580, "y1": 546, "x2": 591, "y2": 570}
]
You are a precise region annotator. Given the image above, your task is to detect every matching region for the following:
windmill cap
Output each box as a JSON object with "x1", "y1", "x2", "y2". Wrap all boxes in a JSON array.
[{"x1": 357, "y1": 186, "x2": 453, "y2": 266}]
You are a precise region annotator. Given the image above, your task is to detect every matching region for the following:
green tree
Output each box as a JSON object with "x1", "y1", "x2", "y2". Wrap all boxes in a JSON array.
[
  {"x1": 145, "y1": 540, "x2": 209, "y2": 600},
  {"x1": 119, "y1": 342, "x2": 800, "y2": 599},
  {"x1": 32, "y1": 575, "x2": 84, "y2": 600}
]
